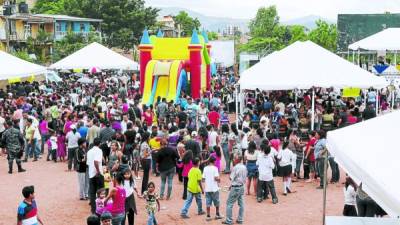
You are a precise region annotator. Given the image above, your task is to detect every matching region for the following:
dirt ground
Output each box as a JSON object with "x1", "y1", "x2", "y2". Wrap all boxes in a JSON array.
[{"x1": 0, "y1": 155, "x2": 344, "y2": 225}]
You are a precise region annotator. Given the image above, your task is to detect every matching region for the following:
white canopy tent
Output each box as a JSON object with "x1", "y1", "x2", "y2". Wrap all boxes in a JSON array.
[
  {"x1": 238, "y1": 40, "x2": 387, "y2": 129},
  {"x1": 349, "y1": 28, "x2": 400, "y2": 51},
  {"x1": 50, "y1": 42, "x2": 138, "y2": 70},
  {"x1": 239, "y1": 40, "x2": 387, "y2": 91},
  {"x1": 326, "y1": 216, "x2": 400, "y2": 225},
  {"x1": 210, "y1": 40, "x2": 235, "y2": 67},
  {"x1": 327, "y1": 110, "x2": 400, "y2": 218},
  {"x1": 0, "y1": 50, "x2": 47, "y2": 79}
]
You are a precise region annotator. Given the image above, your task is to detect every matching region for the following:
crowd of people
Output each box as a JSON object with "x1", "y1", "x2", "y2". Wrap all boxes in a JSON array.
[{"x1": 1, "y1": 70, "x2": 397, "y2": 225}]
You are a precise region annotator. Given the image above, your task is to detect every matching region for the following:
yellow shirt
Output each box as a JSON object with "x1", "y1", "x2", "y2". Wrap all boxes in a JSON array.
[
  {"x1": 25, "y1": 126, "x2": 35, "y2": 140},
  {"x1": 149, "y1": 138, "x2": 160, "y2": 151},
  {"x1": 104, "y1": 172, "x2": 111, "y2": 189},
  {"x1": 187, "y1": 167, "x2": 202, "y2": 194}
]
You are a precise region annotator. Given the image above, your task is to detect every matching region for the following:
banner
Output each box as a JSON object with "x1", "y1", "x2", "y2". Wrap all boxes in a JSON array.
[{"x1": 343, "y1": 87, "x2": 361, "y2": 97}]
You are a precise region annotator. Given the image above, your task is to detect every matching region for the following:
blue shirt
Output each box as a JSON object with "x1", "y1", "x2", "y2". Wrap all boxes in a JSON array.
[
  {"x1": 78, "y1": 126, "x2": 88, "y2": 139},
  {"x1": 314, "y1": 138, "x2": 327, "y2": 159}
]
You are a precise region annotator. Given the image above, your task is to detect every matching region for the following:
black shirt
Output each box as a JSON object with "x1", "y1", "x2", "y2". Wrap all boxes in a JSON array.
[
  {"x1": 156, "y1": 147, "x2": 179, "y2": 172},
  {"x1": 124, "y1": 130, "x2": 136, "y2": 144},
  {"x1": 185, "y1": 140, "x2": 201, "y2": 159},
  {"x1": 363, "y1": 108, "x2": 376, "y2": 120},
  {"x1": 76, "y1": 148, "x2": 87, "y2": 173},
  {"x1": 177, "y1": 111, "x2": 187, "y2": 123}
]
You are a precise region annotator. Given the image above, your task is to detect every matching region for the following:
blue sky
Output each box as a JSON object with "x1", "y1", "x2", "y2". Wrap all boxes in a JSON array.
[{"x1": 146, "y1": 0, "x2": 400, "y2": 20}]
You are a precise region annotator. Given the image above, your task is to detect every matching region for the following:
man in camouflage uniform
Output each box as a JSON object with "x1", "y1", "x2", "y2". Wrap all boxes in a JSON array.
[{"x1": 2, "y1": 120, "x2": 26, "y2": 174}]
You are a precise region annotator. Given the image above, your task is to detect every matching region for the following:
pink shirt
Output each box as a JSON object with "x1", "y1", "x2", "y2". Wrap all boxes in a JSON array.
[
  {"x1": 270, "y1": 138, "x2": 281, "y2": 151},
  {"x1": 178, "y1": 160, "x2": 193, "y2": 177},
  {"x1": 39, "y1": 120, "x2": 48, "y2": 134},
  {"x1": 110, "y1": 186, "x2": 126, "y2": 216},
  {"x1": 210, "y1": 152, "x2": 221, "y2": 171}
]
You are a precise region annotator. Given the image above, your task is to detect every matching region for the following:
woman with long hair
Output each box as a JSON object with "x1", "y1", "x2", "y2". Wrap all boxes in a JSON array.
[
  {"x1": 221, "y1": 124, "x2": 231, "y2": 173},
  {"x1": 140, "y1": 132, "x2": 151, "y2": 194},
  {"x1": 244, "y1": 141, "x2": 259, "y2": 195}
]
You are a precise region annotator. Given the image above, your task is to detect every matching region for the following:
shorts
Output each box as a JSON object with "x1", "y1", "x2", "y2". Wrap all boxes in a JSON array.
[
  {"x1": 205, "y1": 191, "x2": 220, "y2": 207},
  {"x1": 309, "y1": 161, "x2": 316, "y2": 172}
]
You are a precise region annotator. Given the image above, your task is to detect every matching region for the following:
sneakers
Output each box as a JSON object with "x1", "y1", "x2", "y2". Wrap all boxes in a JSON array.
[
  {"x1": 206, "y1": 216, "x2": 213, "y2": 221},
  {"x1": 215, "y1": 215, "x2": 224, "y2": 220},
  {"x1": 221, "y1": 221, "x2": 232, "y2": 225},
  {"x1": 181, "y1": 214, "x2": 190, "y2": 219},
  {"x1": 272, "y1": 198, "x2": 278, "y2": 204},
  {"x1": 198, "y1": 211, "x2": 206, "y2": 215}
]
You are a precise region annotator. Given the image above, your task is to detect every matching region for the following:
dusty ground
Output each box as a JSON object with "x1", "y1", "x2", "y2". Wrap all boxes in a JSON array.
[{"x1": 0, "y1": 155, "x2": 344, "y2": 225}]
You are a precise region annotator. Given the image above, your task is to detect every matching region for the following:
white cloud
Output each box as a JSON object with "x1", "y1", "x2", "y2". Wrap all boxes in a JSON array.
[{"x1": 146, "y1": 0, "x2": 400, "y2": 21}]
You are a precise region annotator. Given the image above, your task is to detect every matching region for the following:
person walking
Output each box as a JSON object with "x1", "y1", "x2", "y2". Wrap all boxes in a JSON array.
[
  {"x1": 17, "y1": 185, "x2": 44, "y2": 225},
  {"x1": 156, "y1": 138, "x2": 180, "y2": 200},
  {"x1": 2, "y1": 120, "x2": 26, "y2": 174},
  {"x1": 314, "y1": 130, "x2": 328, "y2": 189},
  {"x1": 76, "y1": 138, "x2": 89, "y2": 200},
  {"x1": 66, "y1": 125, "x2": 81, "y2": 171},
  {"x1": 222, "y1": 153, "x2": 247, "y2": 225}
]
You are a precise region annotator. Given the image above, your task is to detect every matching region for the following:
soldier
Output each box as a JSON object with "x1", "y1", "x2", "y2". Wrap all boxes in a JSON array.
[{"x1": 2, "y1": 120, "x2": 26, "y2": 174}]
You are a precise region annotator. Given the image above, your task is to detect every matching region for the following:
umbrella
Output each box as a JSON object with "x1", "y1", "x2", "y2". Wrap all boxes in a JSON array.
[
  {"x1": 90, "y1": 67, "x2": 101, "y2": 74},
  {"x1": 77, "y1": 77, "x2": 93, "y2": 84},
  {"x1": 71, "y1": 73, "x2": 84, "y2": 78}
]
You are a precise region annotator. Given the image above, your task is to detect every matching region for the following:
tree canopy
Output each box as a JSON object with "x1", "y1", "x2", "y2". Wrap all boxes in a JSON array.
[
  {"x1": 33, "y1": 0, "x2": 159, "y2": 50},
  {"x1": 173, "y1": 11, "x2": 201, "y2": 37}
]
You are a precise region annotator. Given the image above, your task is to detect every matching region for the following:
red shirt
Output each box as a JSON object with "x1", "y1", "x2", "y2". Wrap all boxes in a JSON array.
[
  {"x1": 305, "y1": 137, "x2": 317, "y2": 162},
  {"x1": 208, "y1": 111, "x2": 220, "y2": 128}
]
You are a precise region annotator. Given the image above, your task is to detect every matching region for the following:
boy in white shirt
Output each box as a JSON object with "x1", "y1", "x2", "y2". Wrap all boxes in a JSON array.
[
  {"x1": 257, "y1": 144, "x2": 278, "y2": 204},
  {"x1": 202, "y1": 156, "x2": 223, "y2": 221}
]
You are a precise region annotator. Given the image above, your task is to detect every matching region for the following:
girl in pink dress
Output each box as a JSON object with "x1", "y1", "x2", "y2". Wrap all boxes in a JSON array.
[{"x1": 57, "y1": 130, "x2": 66, "y2": 162}]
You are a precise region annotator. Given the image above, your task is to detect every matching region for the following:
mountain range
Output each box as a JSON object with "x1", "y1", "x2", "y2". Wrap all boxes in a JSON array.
[{"x1": 157, "y1": 7, "x2": 335, "y2": 32}]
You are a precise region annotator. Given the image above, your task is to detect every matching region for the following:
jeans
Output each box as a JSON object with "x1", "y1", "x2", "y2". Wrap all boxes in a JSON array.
[
  {"x1": 257, "y1": 180, "x2": 277, "y2": 201},
  {"x1": 141, "y1": 159, "x2": 151, "y2": 194},
  {"x1": 316, "y1": 158, "x2": 328, "y2": 187},
  {"x1": 41, "y1": 133, "x2": 49, "y2": 154},
  {"x1": 160, "y1": 167, "x2": 175, "y2": 198},
  {"x1": 112, "y1": 213, "x2": 125, "y2": 225},
  {"x1": 295, "y1": 155, "x2": 303, "y2": 176},
  {"x1": 225, "y1": 186, "x2": 244, "y2": 224},
  {"x1": 328, "y1": 157, "x2": 340, "y2": 182},
  {"x1": 147, "y1": 212, "x2": 157, "y2": 225},
  {"x1": 24, "y1": 138, "x2": 40, "y2": 160},
  {"x1": 222, "y1": 143, "x2": 231, "y2": 172},
  {"x1": 68, "y1": 147, "x2": 78, "y2": 171},
  {"x1": 180, "y1": 191, "x2": 203, "y2": 216},
  {"x1": 77, "y1": 172, "x2": 89, "y2": 199},
  {"x1": 89, "y1": 175, "x2": 104, "y2": 213}
]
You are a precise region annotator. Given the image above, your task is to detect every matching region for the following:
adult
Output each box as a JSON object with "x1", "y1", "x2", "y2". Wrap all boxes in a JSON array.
[
  {"x1": 362, "y1": 104, "x2": 377, "y2": 121},
  {"x1": 140, "y1": 132, "x2": 151, "y2": 194},
  {"x1": 156, "y1": 138, "x2": 180, "y2": 200},
  {"x1": 66, "y1": 125, "x2": 81, "y2": 171},
  {"x1": 222, "y1": 153, "x2": 247, "y2": 225},
  {"x1": 2, "y1": 120, "x2": 26, "y2": 174},
  {"x1": 87, "y1": 138, "x2": 104, "y2": 214},
  {"x1": 105, "y1": 172, "x2": 126, "y2": 225},
  {"x1": 23, "y1": 118, "x2": 40, "y2": 162},
  {"x1": 244, "y1": 141, "x2": 259, "y2": 195},
  {"x1": 220, "y1": 124, "x2": 231, "y2": 173},
  {"x1": 208, "y1": 107, "x2": 220, "y2": 129},
  {"x1": 87, "y1": 119, "x2": 100, "y2": 146},
  {"x1": 314, "y1": 130, "x2": 328, "y2": 189}
]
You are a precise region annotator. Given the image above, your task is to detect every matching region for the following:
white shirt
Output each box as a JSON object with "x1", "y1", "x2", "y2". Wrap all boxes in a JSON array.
[
  {"x1": 87, "y1": 146, "x2": 103, "y2": 178},
  {"x1": 70, "y1": 93, "x2": 79, "y2": 105},
  {"x1": 49, "y1": 136, "x2": 57, "y2": 150},
  {"x1": 66, "y1": 131, "x2": 81, "y2": 148},
  {"x1": 257, "y1": 153, "x2": 275, "y2": 181},
  {"x1": 123, "y1": 180, "x2": 136, "y2": 197},
  {"x1": 208, "y1": 131, "x2": 218, "y2": 147},
  {"x1": 344, "y1": 186, "x2": 356, "y2": 205},
  {"x1": 202, "y1": 165, "x2": 219, "y2": 192},
  {"x1": 277, "y1": 148, "x2": 295, "y2": 167},
  {"x1": 0, "y1": 116, "x2": 5, "y2": 132},
  {"x1": 121, "y1": 120, "x2": 132, "y2": 133}
]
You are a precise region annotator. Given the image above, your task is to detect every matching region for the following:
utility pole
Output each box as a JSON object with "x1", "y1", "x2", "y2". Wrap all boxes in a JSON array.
[{"x1": 5, "y1": 16, "x2": 10, "y2": 52}]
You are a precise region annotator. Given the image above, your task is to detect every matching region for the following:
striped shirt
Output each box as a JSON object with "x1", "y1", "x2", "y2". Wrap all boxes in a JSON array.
[
  {"x1": 230, "y1": 163, "x2": 247, "y2": 186},
  {"x1": 17, "y1": 200, "x2": 38, "y2": 225}
]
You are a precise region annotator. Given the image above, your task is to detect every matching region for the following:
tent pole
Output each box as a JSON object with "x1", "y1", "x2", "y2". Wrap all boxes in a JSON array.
[
  {"x1": 322, "y1": 151, "x2": 328, "y2": 225},
  {"x1": 358, "y1": 49, "x2": 361, "y2": 67},
  {"x1": 352, "y1": 51, "x2": 355, "y2": 64},
  {"x1": 392, "y1": 89, "x2": 395, "y2": 110},
  {"x1": 395, "y1": 50, "x2": 397, "y2": 66},
  {"x1": 376, "y1": 89, "x2": 379, "y2": 115},
  {"x1": 311, "y1": 88, "x2": 315, "y2": 130},
  {"x1": 235, "y1": 84, "x2": 239, "y2": 129}
]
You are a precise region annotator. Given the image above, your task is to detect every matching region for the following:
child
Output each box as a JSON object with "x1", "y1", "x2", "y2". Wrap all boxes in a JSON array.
[
  {"x1": 103, "y1": 167, "x2": 112, "y2": 195},
  {"x1": 177, "y1": 149, "x2": 193, "y2": 200},
  {"x1": 143, "y1": 182, "x2": 160, "y2": 225},
  {"x1": 202, "y1": 156, "x2": 223, "y2": 221},
  {"x1": 277, "y1": 141, "x2": 296, "y2": 196},
  {"x1": 122, "y1": 169, "x2": 139, "y2": 225},
  {"x1": 56, "y1": 130, "x2": 66, "y2": 162},
  {"x1": 18, "y1": 185, "x2": 44, "y2": 225},
  {"x1": 210, "y1": 146, "x2": 222, "y2": 172},
  {"x1": 180, "y1": 157, "x2": 205, "y2": 218},
  {"x1": 343, "y1": 176, "x2": 357, "y2": 216},
  {"x1": 256, "y1": 144, "x2": 278, "y2": 204},
  {"x1": 48, "y1": 130, "x2": 58, "y2": 162},
  {"x1": 95, "y1": 188, "x2": 111, "y2": 216}
]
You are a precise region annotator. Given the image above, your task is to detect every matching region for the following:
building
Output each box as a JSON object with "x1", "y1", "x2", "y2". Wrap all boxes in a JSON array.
[
  {"x1": 337, "y1": 13, "x2": 400, "y2": 52},
  {"x1": 223, "y1": 25, "x2": 240, "y2": 37},
  {"x1": 157, "y1": 15, "x2": 179, "y2": 37}
]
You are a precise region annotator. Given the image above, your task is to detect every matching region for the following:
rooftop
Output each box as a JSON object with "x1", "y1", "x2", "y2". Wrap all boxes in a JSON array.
[{"x1": 34, "y1": 14, "x2": 102, "y2": 22}]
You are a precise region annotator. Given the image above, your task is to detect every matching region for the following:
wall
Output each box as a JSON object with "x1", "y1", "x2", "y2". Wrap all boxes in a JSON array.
[
  {"x1": 72, "y1": 21, "x2": 90, "y2": 32},
  {"x1": 44, "y1": 23, "x2": 53, "y2": 34},
  {"x1": 15, "y1": 20, "x2": 25, "y2": 40},
  {"x1": 0, "y1": 18, "x2": 5, "y2": 40},
  {"x1": 31, "y1": 23, "x2": 38, "y2": 39}
]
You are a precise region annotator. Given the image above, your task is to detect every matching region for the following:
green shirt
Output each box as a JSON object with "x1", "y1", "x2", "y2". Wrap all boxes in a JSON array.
[{"x1": 187, "y1": 167, "x2": 202, "y2": 194}]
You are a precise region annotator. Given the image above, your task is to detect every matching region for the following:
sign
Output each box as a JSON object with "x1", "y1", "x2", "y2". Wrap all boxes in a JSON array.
[{"x1": 343, "y1": 87, "x2": 361, "y2": 97}]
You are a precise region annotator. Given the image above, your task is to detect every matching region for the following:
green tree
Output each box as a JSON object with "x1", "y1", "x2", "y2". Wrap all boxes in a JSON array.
[
  {"x1": 308, "y1": 20, "x2": 337, "y2": 52},
  {"x1": 249, "y1": 6, "x2": 279, "y2": 38},
  {"x1": 53, "y1": 31, "x2": 101, "y2": 61},
  {"x1": 12, "y1": 49, "x2": 34, "y2": 63},
  {"x1": 174, "y1": 11, "x2": 201, "y2": 37},
  {"x1": 207, "y1": 31, "x2": 218, "y2": 41},
  {"x1": 32, "y1": 0, "x2": 66, "y2": 14},
  {"x1": 288, "y1": 25, "x2": 308, "y2": 44}
]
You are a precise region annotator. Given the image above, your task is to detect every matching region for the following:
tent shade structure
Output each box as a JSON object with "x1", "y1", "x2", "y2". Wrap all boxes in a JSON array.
[
  {"x1": 0, "y1": 50, "x2": 47, "y2": 79},
  {"x1": 210, "y1": 40, "x2": 235, "y2": 67},
  {"x1": 349, "y1": 28, "x2": 400, "y2": 51},
  {"x1": 327, "y1": 110, "x2": 400, "y2": 218},
  {"x1": 326, "y1": 216, "x2": 400, "y2": 225},
  {"x1": 239, "y1": 40, "x2": 387, "y2": 91},
  {"x1": 50, "y1": 42, "x2": 138, "y2": 70}
]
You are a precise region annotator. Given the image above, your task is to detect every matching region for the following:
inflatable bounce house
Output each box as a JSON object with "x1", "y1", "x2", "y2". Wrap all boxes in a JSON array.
[{"x1": 139, "y1": 29, "x2": 211, "y2": 105}]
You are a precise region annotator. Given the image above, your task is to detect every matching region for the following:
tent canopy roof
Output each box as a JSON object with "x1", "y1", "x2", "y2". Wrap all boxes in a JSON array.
[
  {"x1": 50, "y1": 42, "x2": 138, "y2": 70},
  {"x1": 239, "y1": 40, "x2": 387, "y2": 91},
  {"x1": 327, "y1": 110, "x2": 400, "y2": 217},
  {"x1": 349, "y1": 28, "x2": 400, "y2": 51},
  {"x1": 0, "y1": 50, "x2": 47, "y2": 79}
]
